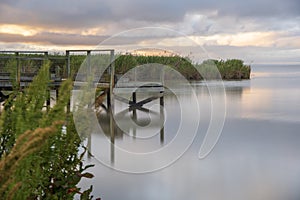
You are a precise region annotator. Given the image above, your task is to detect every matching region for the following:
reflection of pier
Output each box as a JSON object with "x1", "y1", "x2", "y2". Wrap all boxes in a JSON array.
[
  {"x1": 89, "y1": 85, "x2": 165, "y2": 164},
  {"x1": 114, "y1": 85, "x2": 164, "y2": 110}
]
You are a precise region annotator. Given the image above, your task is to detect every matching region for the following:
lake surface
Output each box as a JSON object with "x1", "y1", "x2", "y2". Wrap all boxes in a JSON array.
[{"x1": 78, "y1": 64, "x2": 300, "y2": 200}]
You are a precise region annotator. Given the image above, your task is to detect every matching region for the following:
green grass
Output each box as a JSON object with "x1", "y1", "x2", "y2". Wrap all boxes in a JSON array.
[{"x1": 0, "y1": 53, "x2": 251, "y2": 81}]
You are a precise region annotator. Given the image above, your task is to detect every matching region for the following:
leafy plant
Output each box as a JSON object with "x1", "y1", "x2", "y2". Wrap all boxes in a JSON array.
[{"x1": 0, "y1": 60, "x2": 97, "y2": 200}]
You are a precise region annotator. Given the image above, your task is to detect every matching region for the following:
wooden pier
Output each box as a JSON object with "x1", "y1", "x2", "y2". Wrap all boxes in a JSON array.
[
  {"x1": 0, "y1": 50, "x2": 166, "y2": 163},
  {"x1": 0, "y1": 50, "x2": 165, "y2": 112}
]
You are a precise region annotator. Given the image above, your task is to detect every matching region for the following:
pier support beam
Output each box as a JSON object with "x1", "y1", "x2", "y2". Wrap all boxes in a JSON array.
[
  {"x1": 160, "y1": 91, "x2": 164, "y2": 143},
  {"x1": 110, "y1": 108, "x2": 115, "y2": 164},
  {"x1": 46, "y1": 89, "x2": 51, "y2": 111}
]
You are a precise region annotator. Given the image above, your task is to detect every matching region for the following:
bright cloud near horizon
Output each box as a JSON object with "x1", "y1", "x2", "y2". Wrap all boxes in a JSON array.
[{"x1": 0, "y1": 0, "x2": 300, "y2": 64}]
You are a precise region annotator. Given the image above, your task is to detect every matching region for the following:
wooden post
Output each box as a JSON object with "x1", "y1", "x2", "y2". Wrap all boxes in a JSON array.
[
  {"x1": 160, "y1": 91, "x2": 164, "y2": 107},
  {"x1": 87, "y1": 131, "x2": 92, "y2": 159},
  {"x1": 66, "y1": 50, "x2": 71, "y2": 113},
  {"x1": 132, "y1": 91, "x2": 137, "y2": 104},
  {"x1": 109, "y1": 50, "x2": 115, "y2": 163},
  {"x1": 160, "y1": 67, "x2": 165, "y2": 85},
  {"x1": 15, "y1": 52, "x2": 20, "y2": 89},
  {"x1": 160, "y1": 124, "x2": 164, "y2": 144},
  {"x1": 67, "y1": 99, "x2": 71, "y2": 113},
  {"x1": 46, "y1": 90, "x2": 51, "y2": 111},
  {"x1": 132, "y1": 91, "x2": 137, "y2": 138},
  {"x1": 87, "y1": 50, "x2": 91, "y2": 75},
  {"x1": 160, "y1": 91, "x2": 164, "y2": 143},
  {"x1": 107, "y1": 90, "x2": 111, "y2": 109},
  {"x1": 110, "y1": 107, "x2": 115, "y2": 164},
  {"x1": 109, "y1": 50, "x2": 115, "y2": 110},
  {"x1": 87, "y1": 51, "x2": 92, "y2": 109},
  {"x1": 66, "y1": 51, "x2": 71, "y2": 78},
  {"x1": 56, "y1": 88, "x2": 59, "y2": 101},
  {"x1": 44, "y1": 52, "x2": 51, "y2": 111}
]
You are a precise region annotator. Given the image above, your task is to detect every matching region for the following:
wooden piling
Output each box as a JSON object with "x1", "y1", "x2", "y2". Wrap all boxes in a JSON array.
[
  {"x1": 109, "y1": 50, "x2": 115, "y2": 109},
  {"x1": 46, "y1": 89, "x2": 51, "y2": 111},
  {"x1": 160, "y1": 91, "x2": 164, "y2": 143},
  {"x1": 66, "y1": 51, "x2": 70, "y2": 78},
  {"x1": 110, "y1": 107, "x2": 115, "y2": 164},
  {"x1": 56, "y1": 88, "x2": 59, "y2": 100},
  {"x1": 15, "y1": 52, "x2": 20, "y2": 90}
]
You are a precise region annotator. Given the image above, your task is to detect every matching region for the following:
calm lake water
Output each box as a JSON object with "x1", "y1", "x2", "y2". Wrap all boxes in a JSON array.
[{"x1": 78, "y1": 65, "x2": 300, "y2": 200}]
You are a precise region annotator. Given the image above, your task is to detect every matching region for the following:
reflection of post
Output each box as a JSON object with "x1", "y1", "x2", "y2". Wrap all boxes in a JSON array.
[
  {"x1": 109, "y1": 50, "x2": 115, "y2": 109},
  {"x1": 87, "y1": 131, "x2": 92, "y2": 159},
  {"x1": 109, "y1": 50, "x2": 115, "y2": 164},
  {"x1": 160, "y1": 91, "x2": 164, "y2": 144},
  {"x1": 132, "y1": 91, "x2": 137, "y2": 138},
  {"x1": 160, "y1": 67, "x2": 165, "y2": 85},
  {"x1": 110, "y1": 108, "x2": 115, "y2": 164}
]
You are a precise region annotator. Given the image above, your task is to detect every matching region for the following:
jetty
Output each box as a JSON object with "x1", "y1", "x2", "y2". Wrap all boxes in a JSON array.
[{"x1": 0, "y1": 50, "x2": 164, "y2": 111}]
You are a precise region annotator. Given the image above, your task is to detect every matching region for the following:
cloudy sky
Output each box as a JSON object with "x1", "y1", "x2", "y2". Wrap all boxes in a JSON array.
[{"x1": 0, "y1": 0, "x2": 300, "y2": 64}]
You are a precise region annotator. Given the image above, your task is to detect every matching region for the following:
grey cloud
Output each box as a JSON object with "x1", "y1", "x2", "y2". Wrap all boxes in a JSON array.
[
  {"x1": 0, "y1": 0, "x2": 299, "y2": 30},
  {"x1": 0, "y1": 32, "x2": 107, "y2": 46},
  {"x1": 200, "y1": 45, "x2": 300, "y2": 64},
  {"x1": 0, "y1": 1, "x2": 112, "y2": 28},
  {"x1": 0, "y1": 31, "x2": 169, "y2": 46}
]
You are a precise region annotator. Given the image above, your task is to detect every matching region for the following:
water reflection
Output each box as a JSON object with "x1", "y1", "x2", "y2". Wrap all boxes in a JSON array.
[
  {"x1": 79, "y1": 65, "x2": 300, "y2": 200},
  {"x1": 192, "y1": 78, "x2": 300, "y2": 123},
  {"x1": 87, "y1": 95, "x2": 166, "y2": 164}
]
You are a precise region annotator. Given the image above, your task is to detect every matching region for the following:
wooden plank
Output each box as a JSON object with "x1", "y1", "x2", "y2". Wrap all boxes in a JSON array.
[
  {"x1": 114, "y1": 94, "x2": 133, "y2": 104},
  {"x1": 116, "y1": 81, "x2": 163, "y2": 88},
  {"x1": 129, "y1": 93, "x2": 163, "y2": 108}
]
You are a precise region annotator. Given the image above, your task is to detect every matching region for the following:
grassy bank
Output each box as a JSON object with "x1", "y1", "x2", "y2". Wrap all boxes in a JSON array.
[{"x1": 0, "y1": 53, "x2": 251, "y2": 80}]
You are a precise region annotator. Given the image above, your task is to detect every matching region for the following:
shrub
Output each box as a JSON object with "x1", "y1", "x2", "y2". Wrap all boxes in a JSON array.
[{"x1": 0, "y1": 60, "x2": 96, "y2": 200}]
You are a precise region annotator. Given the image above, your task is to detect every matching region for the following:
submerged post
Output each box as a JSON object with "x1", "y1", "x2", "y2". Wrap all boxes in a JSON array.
[
  {"x1": 109, "y1": 50, "x2": 115, "y2": 163},
  {"x1": 110, "y1": 107, "x2": 115, "y2": 164},
  {"x1": 160, "y1": 91, "x2": 164, "y2": 143},
  {"x1": 109, "y1": 50, "x2": 115, "y2": 109},
  {"x1": 160, "y1": 91, "x2": 164, "y2": 107},
  {"x1": 87, "y1": 131, "x2": 92, "y2": 159}
]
